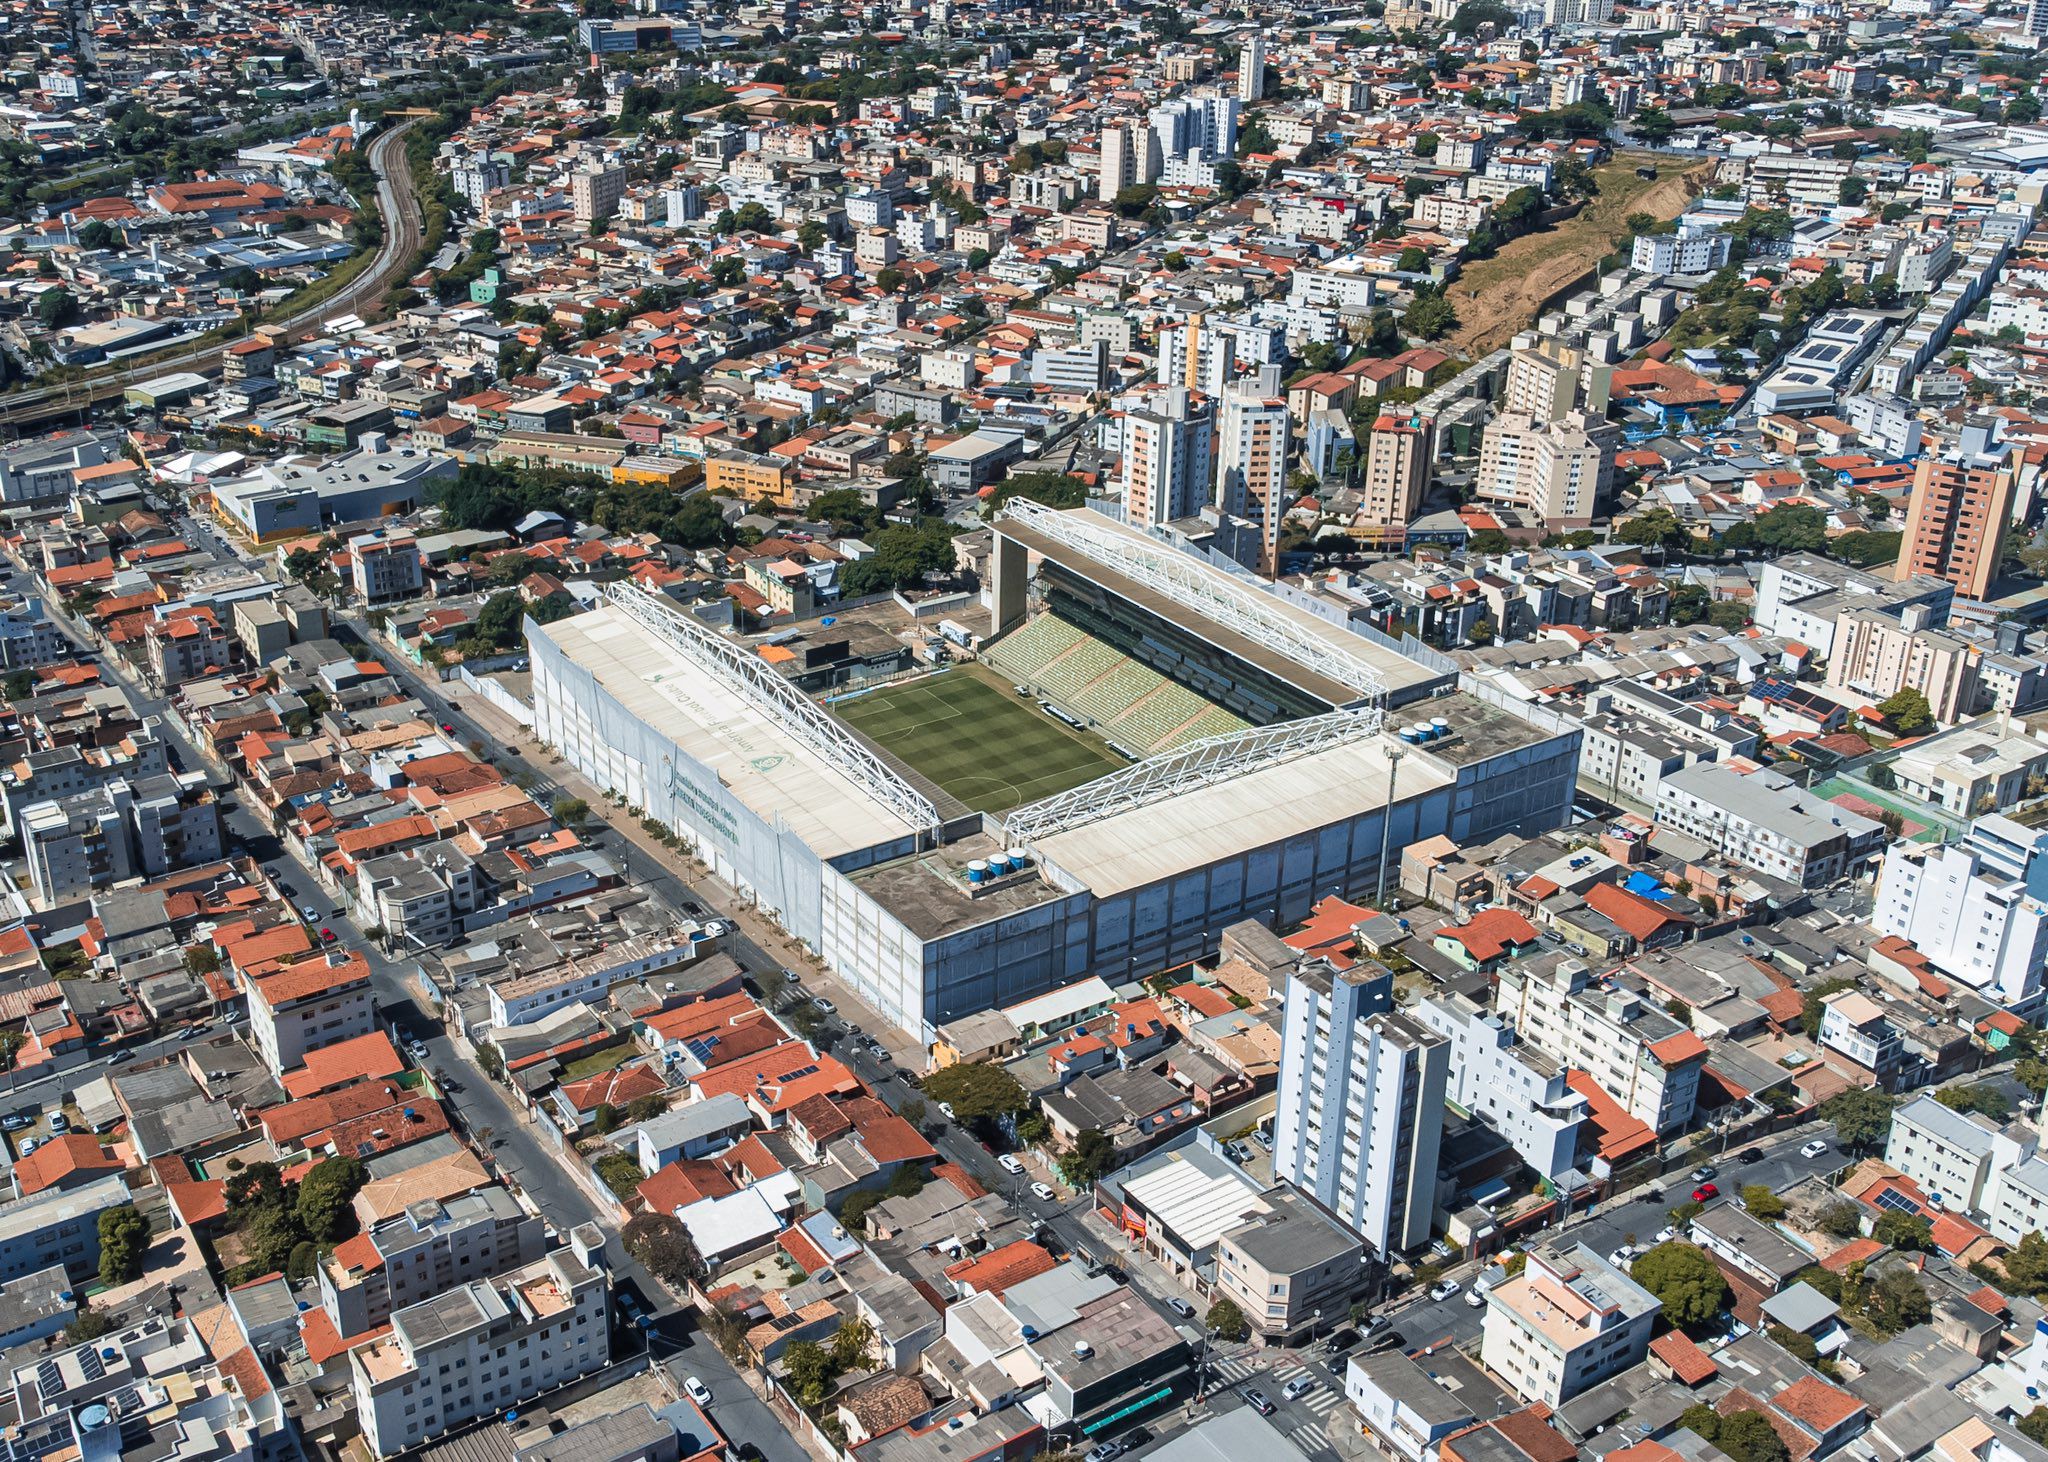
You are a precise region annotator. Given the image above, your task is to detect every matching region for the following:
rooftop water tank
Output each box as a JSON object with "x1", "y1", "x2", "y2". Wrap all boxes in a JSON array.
[
  {"x1": 78, "y1": 1405, "x2": 110, "y2": 1431},
  {"x1": 966, "y1": 860, "x2": 989, "y2": 884}
]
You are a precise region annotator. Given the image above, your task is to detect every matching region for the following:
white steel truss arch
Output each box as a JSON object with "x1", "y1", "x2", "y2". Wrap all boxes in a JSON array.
[
  {"x1": 998, "y1": 499, "x2": 1389, "y2": 707},
  {"x1": 602, "y1": 584, "x2": 941, "y2": 836},
  {"x1": 1002, "y1": 708, "x2": 1378, "y2": 844}
]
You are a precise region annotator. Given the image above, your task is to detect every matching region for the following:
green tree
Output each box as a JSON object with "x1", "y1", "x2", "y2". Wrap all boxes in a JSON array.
[
  {"x1": 64, "y1": 1304, "x2": 115, "y2": 1345},
  {"x1": 1205, "y1": 1298, "x2": 1247, "y2": 1339},
  {"x1": 1629, "y1": 1241, "x2": 1729, "y2": 1327},
  {"x1": 294, "y1": 1155, "x2": 367, "y2": 1243},
  {"x1": 1707, "y1": 601, "x2": 1750, "y2": 631},
  {"x1": 1875, "y1": 688, "x2": 1933, "y2": 735},
  {"x1": 1742, "y1": 1185, "x2": 1786, "y2": 1220},
  {"x1": 34, "y1": 288, "x2": 78, "y2": 330},
  {"x1": 553, "y1": 797, "x2": 590, "y2": 828},
  {"x1": 623, "y1": 1211, "x2": 704, "y2": 1284},
  {"x1": 1812, "y1": 1198, "x2": 1864, "y2": 1239},
  {"x1": 97, "y1": 1205, "x2": 152, "y2": 1285},
  {"x1": 2020, "y1": 1409, "x2": 2048, "y2": 1447},
  {"x1": 225, "y1": 1161, "x2": 285, "y2": 1214},
  {"x1": 1873, "y1": 1211, "x2": 1931, "y2": 1251},
  {"x1": 783, "y1": 1338, "x2": 838, "y2": 1408},
  {"x1": 1717, "y1": 1412, "x2": 1792, "y2": 1462},
  {"x1": 1059, "y1": 1128, "x2": 1116, "y2": 1186},
  {"x1": 1803, "y1": 975, "x2": 1859, "y2": 1034},
  {"x1": 1396, "y1": 246, "x2": 1430, "y2": 273},
  {"x1": 1619, "y1": 509, "x2": 1692, "y2": 553},
  {"x1": 1865, "y1": 1265, "x2": 1931, "y2": 1332},
  {"x1": 1671, "y1": 584, "x2": 1711, "y2": 624},
  {"x1": 1937, "y1": 1082, "x2": 2011, "y2": 1120},
  {"x1": 921, "y1": 1056, "x2": 1032, "y2": 1113},
  {"x1": 1404, "y1": 292, "x2": 1458, "y2": 340},
  {"x1": 1749, "y1": 503, "x2": 1828, "y2": 552},
  {"x1": 830, "y1": 1316, "x2": 875, "y2": 1370},
  {"x1": 1821, "y1": 1088, "x2": 1894, "y2": 1153}
]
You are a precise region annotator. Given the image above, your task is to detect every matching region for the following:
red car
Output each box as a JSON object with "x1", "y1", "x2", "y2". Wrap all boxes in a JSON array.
[
  {"x1": 319, "y1": 927, "x2": 337, "y2": 943},
  {"x1": 1692, "y1": 1183, "x2": 1718, "y2": 1202},
  {"x1": 440, "y1": 722, "x2": 456, "y2": 734}
]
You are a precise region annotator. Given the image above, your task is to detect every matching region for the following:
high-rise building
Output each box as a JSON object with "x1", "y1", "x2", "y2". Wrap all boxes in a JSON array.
[
  {"x1": 1875, "y1": 814, "x2": 2048, "y2": 1014},
  {"x1": 1273, "y1": 962, "x2": 1447, "y2": 1255},
  {"x1": 1481, "y1": 1244, "x2": 1658, "y2": 1406},
  {"x1": 1157, "y1": 315, "x2": 1236, "y2": 398},
  {"x1": 1239, "y1": 31, "x2": 1267, "y2": 102},
  {"x1": 1122, "y1": 387, "x2": 1215, "y2": 528},
  {"x1": 1475, "y1": 411, "x2": 1616, "y2": 530},
  {"x1": 1359, "y1": 412, "x2": 1434, "y2": 537},
  {"x1": 1148, "y1": 94, "x2": 1239, "y2": 164},
  {"x1": 1216, "y1": 384, "x2": 1291, "y2": 569},
  {"x1": 570, "y1": 166, "x2": 626, "y2": 225},
  {"x1": 1501, "y1": 334, "x2": 1611, "y2": 422},
  {"x1": 1899, "y1": 416, "x2": 2018, "y2": 602},
  {"x1": 1099, "y1": 120, "x2": 1160, "y2": 203},
  {"x1": 2027, "y1": 0, "x2": 2048, "y2": 42}
]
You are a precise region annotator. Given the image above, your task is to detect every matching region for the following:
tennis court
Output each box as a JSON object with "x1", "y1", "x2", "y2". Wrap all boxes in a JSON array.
[{"x1": 832, "y1": 665, "x2": 1124, "y2": 814}]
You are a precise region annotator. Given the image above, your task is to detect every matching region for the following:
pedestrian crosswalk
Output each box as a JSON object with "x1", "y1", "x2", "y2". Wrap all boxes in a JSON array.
[{"x1": 1202, "y1": 1353, "x2": 1348, "y2": 1460}]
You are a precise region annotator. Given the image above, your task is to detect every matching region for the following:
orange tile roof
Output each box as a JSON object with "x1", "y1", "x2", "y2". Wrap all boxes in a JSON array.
[
  {"x1": 13, "y1": 1134, "x2": 120, "y2": 1195},
  {"x1": 944, "y1": 1239, "x2": 1057, "y2": 1297},
  {"x1": 1773, "y1": 1377, "x2": 1864, "y2": 1433},
  {"x1": 1650, "y1": 1330, "x2": 1717, "y2": 1386},
  {"x1": 278, "y1": 1032, "x2": 403, "y2": 1099}
]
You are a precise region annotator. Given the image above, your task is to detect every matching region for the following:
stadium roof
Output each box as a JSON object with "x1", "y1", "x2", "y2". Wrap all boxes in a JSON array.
[
  {"x1": 1029, "y1": 691, "x2": 1546, "y2": 896},
  {"x1": 538, "y1": 603, "x2": 924, "y2": 860},
  {"x1": 997, "y1": 506, "x2": 1445, "y2": 709}
]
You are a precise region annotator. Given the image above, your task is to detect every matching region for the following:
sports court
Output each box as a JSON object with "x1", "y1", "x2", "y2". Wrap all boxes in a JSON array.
[{"x1": 832, "y1": 664, "x2": 1124, "y2": 814}]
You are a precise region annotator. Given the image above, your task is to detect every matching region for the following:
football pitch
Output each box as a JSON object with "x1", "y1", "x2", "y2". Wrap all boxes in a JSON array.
[{"x1": 832, "y1": 665, "x2": 1125, "y2": 814}]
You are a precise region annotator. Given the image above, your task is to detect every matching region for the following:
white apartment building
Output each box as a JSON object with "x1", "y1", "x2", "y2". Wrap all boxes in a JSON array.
[
  {"x1": 1121, "y1": 387, "x2": 1215, "y2": 529},
  {"x1": 1475, "y1": 411, "x2": 1616, "y2": 530},
  {"x1": 1481, "y1": 1242, "x2": 1659, "y2": 1406},
  {"x1": 1238, "y1": 31, "x2": 1266, "y2": 101},
  {"x1": 353, "y1": 1249, "x2": 609, "y2": 1458},
  {"x1": 1824, "y1": 610, "x2": 1979, "y2": 727},
  {"x1": 349, "y1": 529, "x2": 426, "y2": 604},
  {"x1": 1653, "y1": 763, "x2": 1886, "y2": 889},
  {"x1": 1751, "y1": 552, "x2": 1952, "y2": 661},
  {"x1": 1630, "y1": 224, "x2": 1733, "y2": 275},
  {"x1": 248, "y1": 950, "x2": 375, "y2": 1080},
  {"x1": 1415, "y1": 991, "x2": 1587, "y2": 1179},
  {"x1": 1494, "y1": 957, "x2": 1704, "y2": 1135},
  {"x1": 1884, "y1": 1093, "x2": 2048, "y2": 1244},
  {"x1": 1274, "y1": 963, "x2": 1447, "y2": 1255},
  {"x1": 322, "y1": 1187, "x2": 547, "y2": 1336},
  {"x1": 1876, "y1": 831, "x2": 2048, "y2": 1012}
]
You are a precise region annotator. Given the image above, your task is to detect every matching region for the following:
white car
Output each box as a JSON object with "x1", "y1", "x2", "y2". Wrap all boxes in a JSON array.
[
  {"x1": 998, "y1": 1154, "x2": 1026, "y2": 1174},
  {"x1": 1030, "y1": 1182, "x2": 1058, "y2": 1202},
  {"x1": 1801, "y1": 1139, "x2": 1829, "y2": 1158},
  {"x1": 1654, "y1": 1226, "x2": 1677, "y2": 1244},
  {"x1": 684, "y1": 1376, "x2": 712, "y2": 1406},
  {"x1": 1427, "y1": 1280, "x2": 1460, "y2": 1302},
  {"x1": 1463, "y1": 1287, "x2": 1486, "y2": 1308},
  {"x1": 1282, "y1": 1377, "x2": 1316, "y2": 1401}
]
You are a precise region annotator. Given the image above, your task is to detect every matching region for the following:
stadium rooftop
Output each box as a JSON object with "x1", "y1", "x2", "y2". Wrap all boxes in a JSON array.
[
  {"x1": 541, "y1": 603, "x2": 926, "y2": 861},
  {"x1": 1026, "y1": 691, "x2": 1547, "y2": 897},
  {"x1": 996, "y1": 507, "x2": 1446, "y2": 710}
]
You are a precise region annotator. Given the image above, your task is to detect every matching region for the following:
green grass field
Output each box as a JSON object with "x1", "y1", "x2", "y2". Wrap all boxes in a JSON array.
[{"x1": 833, "y1": 665, "x2": 1124, "y2": 814}]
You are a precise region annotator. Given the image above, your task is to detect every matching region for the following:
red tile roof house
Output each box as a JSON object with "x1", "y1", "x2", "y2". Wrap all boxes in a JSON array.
[{"x1": 1432, "y1": 908, "x2": 1540, "y2": 972}]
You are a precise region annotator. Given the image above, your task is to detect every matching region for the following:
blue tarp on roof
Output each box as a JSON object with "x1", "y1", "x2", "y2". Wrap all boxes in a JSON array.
[{"x1": 1624, "y1": 872, "x2": 1673, "y2": 901}]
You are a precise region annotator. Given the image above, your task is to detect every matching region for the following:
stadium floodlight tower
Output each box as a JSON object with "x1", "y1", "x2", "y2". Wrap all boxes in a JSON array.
[
  {"x1": 600, "y1": 583, "x2": 942, "y2": 839},
  {"x1": 997, "y1": 499, "x2": 1390, "y2": 715}
]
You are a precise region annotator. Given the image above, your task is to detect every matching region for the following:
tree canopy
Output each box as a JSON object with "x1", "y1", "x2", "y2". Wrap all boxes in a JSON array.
[
  {"x1": 919, "y1": 1062, "x2": 1030, "y2": 1123},
  {"x1": 1630, "y1": 1241, "x2": 1729, "y2": 1327}
]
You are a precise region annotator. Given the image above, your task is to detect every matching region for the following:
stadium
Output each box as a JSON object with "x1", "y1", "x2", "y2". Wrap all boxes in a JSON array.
[{"x1": 528, "y1": 502, "x2": 1583, "y2": 1041}]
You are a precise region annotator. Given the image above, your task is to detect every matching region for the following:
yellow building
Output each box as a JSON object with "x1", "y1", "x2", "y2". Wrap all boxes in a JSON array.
[
  {"x1": 611, "y1": 456, "x2": 703, "y2": 489},
  {"x1": 706, "y1": 452, "x2": 797, "y2": 505}
]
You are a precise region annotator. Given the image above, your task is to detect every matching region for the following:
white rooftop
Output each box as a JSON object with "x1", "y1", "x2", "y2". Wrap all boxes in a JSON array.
[{"x1": 540, "y1": 603, "x2": 923, "y2": 861}]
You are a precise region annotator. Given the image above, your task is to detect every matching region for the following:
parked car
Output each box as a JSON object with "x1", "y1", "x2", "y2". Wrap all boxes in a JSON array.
[
  {"x1": 440, "y1": 722, "x2": 456, "y2": 735},
  {"x1": 998, "y1": 1154, "x2": 1026, "y2": 1174},
  {"x1": 319, "y1": 927, "x2": 337, "y2": 944},
  {"x1": 1691, "y1": 1165, "x2": 1716, "y2": 1183},
  {"x1": 1427, "y1": 1280, "x2": 1460, "y2": 1302},
  {"x1": 1241, "y1": 1387, "x2": 1275, "y2": 1416},
  {"x1": 18, "y1": 1137, "x2": 38, "y2": 1155},
  {"x1": 939, "y1": 1101, "x2": 958, "y2": 1122},
  {"x1": 1463, "y1": 1287, "x2": 1486, "y2": 1308},
  {"x1": 683, "y1": 1377, "x2": 712, "y2": 1406},
  {"x1": 406, "y1": 1040, "x2": 430, "y2": 1062},
  {"x1": 812, "y1": 996, "x2": 837, "y2": 1015},
  {"x1": 298, "y1": 904, "x2": 321, "y2": 922},
  {"x1": 1801, "y1": 1139, "x2": 1830, "y2": 1158},
  {"x1": 1736, "y1": 1147, "x2": 1765, "y2": 1164},
  {"x1": 1654, "y1": 1226, "x2": 1677, "y2": 1244},
  {"x1": 1084, "y1": 1444, "x2": 1123, "y2": 1462},
  {"x1": 1282, "y1": 1378, "x2": 1315, "y2": 1402},
  {"x1": 1692, "y1": 1183, "x2": 1719, "y2": 1202},
  {"x1": 1030, "y1": 1181, "x2": 1058, "y2": 1202},
  {"x1": 0, "y1": 1114, "x2": 31, "y2": 1132},
  {"x1": 1252, "y1": 1128, "x2": 1272, "y2": 1149},
  {"x1": 1168, "y1": 1297, "x2": 1197, "y2": 1319},
  {"x1": 46, "y1": 1114, "x2": 68, "y2": 1136}
]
